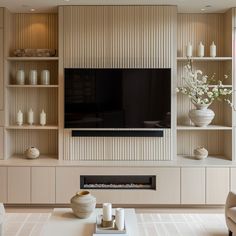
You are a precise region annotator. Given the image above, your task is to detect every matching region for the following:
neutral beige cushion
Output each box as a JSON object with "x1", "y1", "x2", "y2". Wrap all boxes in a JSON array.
[{"x1": 228, "y1": 207, "x2": 236, "y2": 223}]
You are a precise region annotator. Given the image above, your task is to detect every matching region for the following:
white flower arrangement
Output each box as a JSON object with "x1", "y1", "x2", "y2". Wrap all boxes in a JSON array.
[{"x1": 176, "y1": 59, "x2": 232, "y2": 106}]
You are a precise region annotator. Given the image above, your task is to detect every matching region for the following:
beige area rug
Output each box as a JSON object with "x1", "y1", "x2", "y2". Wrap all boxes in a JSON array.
[{"x1": 4, "y1": 213, "x2": 228, "y2": 236}]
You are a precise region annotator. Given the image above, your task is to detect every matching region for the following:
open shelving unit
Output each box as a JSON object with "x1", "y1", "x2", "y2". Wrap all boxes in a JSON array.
[
  {"x1": 3, "y1": 12, "x2": 59, "y2": 160},
  {"x1": 176, "y1": 12, "x2": 234, "y2": 161}
]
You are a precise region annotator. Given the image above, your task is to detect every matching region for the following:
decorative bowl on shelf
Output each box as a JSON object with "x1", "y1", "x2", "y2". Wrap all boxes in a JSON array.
[
  {"x1": 24, "y1": 147, "x2": 40, "y2": 159},
  {"x1": 193, "y1": 147, "x2": 208, "y2": 160},
  {"x1": 13, "y1": 48, "x2": 57, "y2": 57}
]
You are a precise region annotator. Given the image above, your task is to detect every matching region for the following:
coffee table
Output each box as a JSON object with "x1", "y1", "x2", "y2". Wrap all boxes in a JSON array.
[{"x1": 41, "y1": 208, "x2": 139, "y2": 236}]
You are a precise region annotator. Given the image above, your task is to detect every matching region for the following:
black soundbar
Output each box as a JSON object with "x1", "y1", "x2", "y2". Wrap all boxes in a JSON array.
[{"x1": 71, "y1": 130, "x2": 164, "y2": 137}]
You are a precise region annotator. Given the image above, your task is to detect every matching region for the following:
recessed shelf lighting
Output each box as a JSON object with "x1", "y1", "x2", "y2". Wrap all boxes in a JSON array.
[
  {"x1": 30, "y1": 8, "x2": 35, "y2": 12},
  {"x1": 201, "y1": 8, "x2": 205, "y2": 11}
]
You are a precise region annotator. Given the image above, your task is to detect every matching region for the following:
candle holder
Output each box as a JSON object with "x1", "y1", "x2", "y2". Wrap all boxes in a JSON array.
[{"x1": 101, "y1": 215, "x2": 115, "y2": 228}]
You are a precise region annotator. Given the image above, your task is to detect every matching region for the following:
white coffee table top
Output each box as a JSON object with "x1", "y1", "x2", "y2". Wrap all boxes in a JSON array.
[{"x1": 41, "y1": 208, "x2": 139, "y2": 236}]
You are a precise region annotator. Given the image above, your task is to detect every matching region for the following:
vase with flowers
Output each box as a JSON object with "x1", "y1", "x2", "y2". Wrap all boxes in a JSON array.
[{"x1": 176, "y1": 59, "x2": 232, "y2": 127}]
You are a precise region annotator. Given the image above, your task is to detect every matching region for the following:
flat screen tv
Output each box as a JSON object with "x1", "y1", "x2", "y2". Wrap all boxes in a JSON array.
[{"x1": 64, "y1": 68, "x2": 171, "y2": 129}]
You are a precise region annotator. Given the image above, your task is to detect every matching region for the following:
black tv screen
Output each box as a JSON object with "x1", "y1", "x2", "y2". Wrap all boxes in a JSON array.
[{"x1": 64, "y1": 68, "x2": 171, "y2": 129}]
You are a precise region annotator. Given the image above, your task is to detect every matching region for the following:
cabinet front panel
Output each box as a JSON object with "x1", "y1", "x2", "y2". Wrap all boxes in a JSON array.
[
  {"x1": 0, "y1": 167, "x2": 7, "y2": 203},
  {"x1": 230, "y1": 168, "x2": 236, "y2": 192},
  {"x1": 181, "y1": 167, "x2": 205, "y2": 204},
  {"x1": 32, "y1": 167, "x2": 55, "y2": 204},
  {"x1": 0, "y1": 127, "x2": 3, "y2": 159},
  {"x1": 206, "y1": 167, "x2": 229, "y2": 204},
  {"x1": 8, "y1": 167, "x2": 31, "y2": 203},
  {"x1": 56, "y1": 167, "x2": 80, "y2": 204}
]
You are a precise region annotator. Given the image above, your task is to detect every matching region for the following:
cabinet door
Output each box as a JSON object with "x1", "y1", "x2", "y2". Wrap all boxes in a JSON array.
[
  {"x1": 231, "y1": 168, "x2": 236, "y2": 192},
  {"x1": 56, "y1": 167, "x2": 80, "y2": 204},
  {"x1": 0, "y1": 127, "x2": 3, "y2": 159},
  {"x1": 0, "y1": 28, "x2": 3, "y2": 110},
  {"x1": 32, "y1": 167, "x2": 55, "y2": 204},
  {"x1": 181, "y1": 168, "x2": 205, "y2": 204},
  {"x1": 155, "y1": 168, "x2": 180, "y2": 204},
  {"x1": 8, "y1": 167, "x2": 31, "y2": 203},
  {"x1": 206, "y1": 167, "x2": 229, "y2": 204},
  {"x1": 0, "y1": 167, "x2": 7, "y2": 202}
]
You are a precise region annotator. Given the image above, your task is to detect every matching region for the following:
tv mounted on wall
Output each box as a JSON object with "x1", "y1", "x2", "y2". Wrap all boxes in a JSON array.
[{"x1": 64, "y1": 68, "x2": 171, "y2": 130}]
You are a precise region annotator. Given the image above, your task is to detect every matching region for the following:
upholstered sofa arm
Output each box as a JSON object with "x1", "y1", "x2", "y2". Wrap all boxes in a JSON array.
[{"x1": 226, "y1": 192, "x2": 236, "y2": 210}]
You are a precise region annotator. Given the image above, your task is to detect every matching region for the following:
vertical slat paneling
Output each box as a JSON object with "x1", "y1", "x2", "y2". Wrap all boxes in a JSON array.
[
  {"x1": 8, "y1": 129, "x2": 58, "y2": 157},
  {"x1": 64, "y1": 129, "x2": 171, "y2": 161},
  {"x1": 8, "y1": 88, "x2": 58, "y2": 126},
  {"x1": 11, "y1": 14, "x2": 58, "y2": 56},
  {"x1": 177, "y1": 14, "x2": 224, "y2": 57},
  {"x1": 177, "y1": 130, "x2": 231, "y2": 158},
  {"x1": 63, "y1": 6, "x2": 176, "y2": 69},
  {"x1": 62, "y1": 6, "x2": 177, "y2": 161},
  {"x1": 177, "y1": 13, "x2": 233, "y2": 158}
]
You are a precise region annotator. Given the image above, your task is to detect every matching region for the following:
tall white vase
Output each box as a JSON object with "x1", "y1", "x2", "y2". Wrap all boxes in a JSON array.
[{"x1": 189, "y1": 102, "x2": 215, "y2": 127}]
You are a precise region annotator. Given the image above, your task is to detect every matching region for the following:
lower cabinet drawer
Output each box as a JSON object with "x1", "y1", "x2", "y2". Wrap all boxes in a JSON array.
[
  {"x1": 181, "y1": 167, "x2": 205, "y2": 204},
  {"x1": 206, "y1": 167, "x2": 229, "y2": 204},
  {"x1": 31, "y1": 167, "x2": 55, "y2": 204},
  {"x1": 8, "y1": 167, "x2": 31, "y2": 203}
]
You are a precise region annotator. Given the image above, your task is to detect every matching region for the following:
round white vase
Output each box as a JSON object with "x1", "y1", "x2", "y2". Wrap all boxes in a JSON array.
[
  {"x1": 71, "y1": 191, "x2": 96, "y2": 219},
  {"x1": 194, "y1": 147, "x2": 208, "y2": 160},
  {"x1": 24, "y1": 147, "x2": 40, "y2": 159},
  {"x1": 189, "y1": 102, "x2": 215, "y2": 127}
]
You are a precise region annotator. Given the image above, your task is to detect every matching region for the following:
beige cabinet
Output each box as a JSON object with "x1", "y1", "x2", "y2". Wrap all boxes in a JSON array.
[
  {"x1": 181, "y1": 167, "x2": 205, "y2": 204},
  {"x1": 0, "y1": 127, "x2": 3, "y2": 159},
  {"x1": 0, "y1": 28, "x2": 3, "y2": 110},
  {"x1": 0, "y1": 167, "x2": 7, "y2": 202},
  {"x1": 8, "y1": 167, "x2": 31, "y2": 203},
  {"x1": 155, "y1": 167, "x2": 181, "y2": 204},
  {"x1": 206, "y1": 167, "x2": 229, "y2": 204},
  {"x1": 31, "y1": 167, "x2": 55, "y2": 204},
  {"x1": 230, "y1": 168, "x2": 236, "y2": 192},
  {"x1": 56, "y1": 167, "x2": 80, "y2": 203}
]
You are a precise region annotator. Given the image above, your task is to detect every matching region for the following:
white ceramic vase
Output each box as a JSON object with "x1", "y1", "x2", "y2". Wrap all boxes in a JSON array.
[
  {"x1": 189, "y1": 102, "x2": 215, "y2": 127},
  {"x1": 71, "y1": 191, "x2": 96, "y2": 219},
  {"x1": 24, "y1": 147, "x2": 40, "y2": 159},
  {"x1": 194, "y1": 147, "x2": 208, "y2": 160}
]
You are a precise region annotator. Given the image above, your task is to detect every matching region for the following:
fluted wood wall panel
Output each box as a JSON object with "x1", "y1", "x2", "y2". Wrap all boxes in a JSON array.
[
  {"x1": 177, "y1": 61, "x2": 232, "y2": 126},
  {"x1": 8, "y1": 61, "x2": 58, "y2": 85},
  {"x1": 7, "y1": 88, "x2": 58, "y2": 126},
  {"x1": 10, "y1": 14, "x2": 58, "y2": 56},
  {"x1": 177, "y1": 13, "x2": 233, "y2": 159},
  {"x1": 177, "y1": 14, "x2": 226, "y2": 57},
  {"x1": 6, "y1": 130, "x2": 58, "y2": 158},
  {"x1": 64, "y1": 129, "x2": 171, "y2": 161},
  {"x1": 62, "y1": 6, "x2": 176, "y2": 68},
  {"x1": 177, "y1": 130, "x2": 232, "y2": 159},
  {"x1": 61, "y1": 6, "x2": 177, "y2": 161}
]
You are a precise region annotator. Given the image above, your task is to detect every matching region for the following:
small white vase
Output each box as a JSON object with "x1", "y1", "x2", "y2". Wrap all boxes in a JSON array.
[
  {"x1": 24, "y1": 147, "x2": 40, "y2": 159},
  {"x1": 194, "y1": 147, "x2": 208, "y2": 160},
  {"x1": 189, "y1": 102, "x2": 215, "y2": 127}
]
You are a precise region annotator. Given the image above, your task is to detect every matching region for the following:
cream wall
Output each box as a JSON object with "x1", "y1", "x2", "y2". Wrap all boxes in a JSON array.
[{"x1": 59, "y1": 6, "x2": 177, "y2": 161}]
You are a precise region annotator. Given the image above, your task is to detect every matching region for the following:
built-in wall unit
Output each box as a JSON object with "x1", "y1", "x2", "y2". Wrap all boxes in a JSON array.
[{"x1": 0, "y1": 5, "x2": 235, "y2": 205}]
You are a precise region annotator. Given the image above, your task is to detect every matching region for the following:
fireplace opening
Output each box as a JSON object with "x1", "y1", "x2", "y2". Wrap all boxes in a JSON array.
[{"x1": 80, "y1": 175, "x2": 156, "y2": 190}]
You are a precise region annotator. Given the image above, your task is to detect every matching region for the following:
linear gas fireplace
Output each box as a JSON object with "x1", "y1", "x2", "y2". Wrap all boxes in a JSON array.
[{"x1": 80, "y1": 175, "x2": 156, "y2": 190}]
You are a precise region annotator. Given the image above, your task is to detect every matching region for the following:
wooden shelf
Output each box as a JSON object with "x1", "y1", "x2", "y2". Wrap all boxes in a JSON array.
[
  {"x1": 0, "y1": 154, "x2": 234, "y2": 167},
  {"x1": 6, "y1": 125, "x2": 59, "y2": 130},
  {"x1": 177, "y1": 125, "x2": 232, "y2": 130},
  {"x1": 7, "y1": 57, "x2": 59, "y2": 61},
  {"x1": 177, "y1": 57, "x2": 232, "y2": 61},
  {"x1": 7, "y1": 85, "x2": 59, "y2": 88}
]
